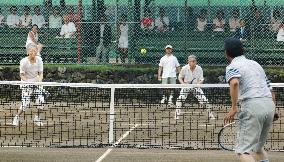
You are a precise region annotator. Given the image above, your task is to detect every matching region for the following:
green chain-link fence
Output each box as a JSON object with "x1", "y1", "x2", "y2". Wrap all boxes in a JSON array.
[{"x1": 0, "y1": 0, "x2": 283, "y2": 66}]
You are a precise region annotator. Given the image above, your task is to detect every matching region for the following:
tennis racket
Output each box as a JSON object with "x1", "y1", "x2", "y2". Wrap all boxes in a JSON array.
[
  {"x1": 189, "y1": 78, "x2": 196, "y2": 84},
  {"x1": 218, "y1": 121, "x2": 238, "y2": 151}
]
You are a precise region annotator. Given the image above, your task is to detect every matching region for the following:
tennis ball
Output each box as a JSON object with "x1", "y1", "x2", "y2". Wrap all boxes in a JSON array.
[{"x1": 140, "y1": 48, "x2": 147, "y2": 55}]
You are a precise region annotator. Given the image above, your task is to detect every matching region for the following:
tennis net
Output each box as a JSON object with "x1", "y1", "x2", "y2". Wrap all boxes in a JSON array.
[{"x1": 0, "y1": 82, "x2": 283, "y2": 150}]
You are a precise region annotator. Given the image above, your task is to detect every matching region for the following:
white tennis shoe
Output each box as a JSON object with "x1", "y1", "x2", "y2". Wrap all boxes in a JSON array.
[
  {"x1": 12, "y1": 115, "x2": 20, "y2": 126},
  {"x1": 33, "y1": 115, "x2": 44, "y2": 126},
  {"x1": 209, "y1": 111, "x2": 216, "y2": 120}
]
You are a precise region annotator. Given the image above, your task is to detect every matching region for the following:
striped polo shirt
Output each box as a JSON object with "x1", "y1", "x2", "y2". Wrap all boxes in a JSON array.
[{"x1": 226, "y1": 55, "x2": 272, "y2": 101}]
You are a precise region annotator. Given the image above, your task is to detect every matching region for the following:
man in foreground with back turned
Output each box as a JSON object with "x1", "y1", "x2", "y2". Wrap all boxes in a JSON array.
[{"x1": 224, "y1": 37, "x2": 277, "y2": 162}]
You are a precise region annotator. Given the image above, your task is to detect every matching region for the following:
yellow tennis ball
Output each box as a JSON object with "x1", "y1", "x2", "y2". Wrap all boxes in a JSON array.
[{"x1": 140, "y1": 48, "x2": 147, "y2": 55}]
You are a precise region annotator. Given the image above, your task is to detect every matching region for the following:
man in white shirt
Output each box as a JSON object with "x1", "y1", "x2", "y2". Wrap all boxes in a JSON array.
[
  {"x1": 175, "y1": 55, "x2": 215, "y2": 120},
  {"x1": 213, "y1": 10, "x2": 225, "y2": 32},
  {"x1": 229, "y1": 10, "x2": 240, "y2": 32},
  {"x1": 32, "y1": 6, "x2": 46, "y2": 28},
  {"x1": 224, "y1": 38, "x2": 276, "y2": 162},
  {"x1": 60, "y1": 16, "x2": 76, "y2": 38},
  {"x1": 196, "y1": 9, "x2": 208, "y2": 32},
  {"x1": 49, "y1": 6, "x2": 62, "y2": 28},
  {"x1": 158, "y1": 45, "x2": 180, "y2": 104},
  {"x1": 12, "y1": 43, "x2": 45, "y2": 127},
  {"x1": 6, "y1": 6, "x2": 20, "y2": 27},
  {"x1": 277, "y1": 22, "x2": 284, "y2": 42},
  {"x1": 270, "y1": 10, "x2": 281, "y2": 32},
  {"x1": 155, "y1": 8, "x2": 170, "y2": 32},
  {"x1": 20, "y1": 6, "x2": 32, "y2": 28}
]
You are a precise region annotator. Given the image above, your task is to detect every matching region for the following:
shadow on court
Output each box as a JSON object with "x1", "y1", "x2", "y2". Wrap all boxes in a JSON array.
[{"x1": 0, "y1": 148, "x2": 283, "y2": 162}]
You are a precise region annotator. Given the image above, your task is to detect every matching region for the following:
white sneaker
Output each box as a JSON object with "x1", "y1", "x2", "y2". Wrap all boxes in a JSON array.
[
  {"x1": 175, "y1": 109, "x2": 181, "y2": 120},
  {"x1": 208, "y1": 111, "x2": 216, "y2": 120},
  {"x1": 168, "y1": 95, "x2": 173, "y2": 105},
  {"x1": 34, "y1": 116, "x2": 44, "y2": 126},
  {"x1": 12, "y1": 115, "x2": 20, "y2": 126},
  {"x1": 161, "y1": 98, "x2": 166, "y2": 104}
]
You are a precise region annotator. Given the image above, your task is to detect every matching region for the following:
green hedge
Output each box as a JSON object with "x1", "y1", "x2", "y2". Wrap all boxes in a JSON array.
[{"x1": 1, "y1": 64, "x2": 283, "y2": 83}]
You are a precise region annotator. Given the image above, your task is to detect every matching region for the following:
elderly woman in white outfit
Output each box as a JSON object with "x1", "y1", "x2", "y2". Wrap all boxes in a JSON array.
[
  {"x1": 26, "y1": 24, "x2": 43, "y2": 56},
  {"x1": 175, "y1": 55, "x2": 215, "y2": 120},
  {"x1": 12, "y1": 43, "x2": 45, "y2": 127}
]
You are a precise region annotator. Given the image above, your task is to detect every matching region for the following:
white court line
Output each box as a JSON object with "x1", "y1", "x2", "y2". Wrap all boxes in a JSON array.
[
  {"x1": 95, "y1": 124, "x2": 139, "y2": 162},
  {"x1": 199, "y1": 124, "x2": 214, "y2": 127}
]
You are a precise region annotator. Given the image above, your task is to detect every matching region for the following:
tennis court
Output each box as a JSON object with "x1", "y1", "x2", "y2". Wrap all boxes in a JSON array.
[
  {"x1": 0, "y1": 147, "x2": 283, "y2": 162},
  {"x1": 0, "y1": 83, "x2": 283, "y2": 162}
]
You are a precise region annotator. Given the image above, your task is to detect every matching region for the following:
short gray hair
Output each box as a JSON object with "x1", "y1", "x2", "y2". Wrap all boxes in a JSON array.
[
  {"x1": 188, "y1": 55, "x2": 197, "y2": 60},
  {"x1": 26, "y1": 43, "x2": 38, "y2": 50}
]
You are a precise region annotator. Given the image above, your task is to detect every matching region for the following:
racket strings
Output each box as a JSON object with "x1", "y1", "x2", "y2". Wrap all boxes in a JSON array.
[{"x1": 219, "y1": 123, "x2": 239, "y2": 151}]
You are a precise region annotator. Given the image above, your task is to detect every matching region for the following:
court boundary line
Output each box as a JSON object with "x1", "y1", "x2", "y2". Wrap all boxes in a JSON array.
[{"x1": 95, "y1": 124, "x2": 139, "y2": 162}]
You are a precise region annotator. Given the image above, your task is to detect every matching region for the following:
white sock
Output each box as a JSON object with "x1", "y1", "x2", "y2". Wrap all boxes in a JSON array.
[
  {"x1": 34, "y1": 115, "x2": 39, "y2": 120},
  {"x1": 176, "y1": 109, "x2": 181, "y2": 115}
]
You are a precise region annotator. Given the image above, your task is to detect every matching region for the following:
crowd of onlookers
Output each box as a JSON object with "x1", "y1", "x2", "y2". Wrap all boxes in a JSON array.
[
  {"x1": 0, "y1": 6, "x2": 283, "y2": 41},
  {"x1": 0, "y1": 5, "x2": 283, "y2": 64},
  {"x1": 140, "y1": 7, "x2": 284, "y2": 41},
  {"x1": 0, "y1": 6, "x2": 77, "y2": 38}
]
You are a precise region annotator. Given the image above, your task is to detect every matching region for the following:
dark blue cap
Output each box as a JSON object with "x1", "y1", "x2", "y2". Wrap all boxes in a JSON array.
[
  {"x1": 224, "y1": 37, "x2": 243, "y2": 51},
  {"x1": 224, "y1": 37, "x2": 244, "y2": 57}
]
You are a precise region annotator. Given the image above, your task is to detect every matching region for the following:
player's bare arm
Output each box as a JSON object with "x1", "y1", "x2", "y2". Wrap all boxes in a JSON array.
[
  {"x1": 37, "y1": 72, "x2": 43, "y2": 82},
  {"x1": 224, "y1": 78, "x2": 239, "y2": 124},
  {"x1": 20, "y1": 73, "x2": 27, "y2": 81},
  {"x1": 178, "y1": 76, "x2": 185, "y2": 84},
  {"x1": 176, "y1": 66, "x2": 181, "y2": 73},
  {"x1": 158, "y1": 66, "x2": 162, "y2": 81},
  {"x1": 29, "y1": 32, "x2": 38, "y2": 45},
  {"x1": 197, "y1": 80, "x2": 204, "y2": 84}
]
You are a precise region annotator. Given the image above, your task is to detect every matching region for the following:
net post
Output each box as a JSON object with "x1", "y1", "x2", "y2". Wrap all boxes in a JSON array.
[{"x1": 109, "y1": 87, "x2": 115, "y2": 144}]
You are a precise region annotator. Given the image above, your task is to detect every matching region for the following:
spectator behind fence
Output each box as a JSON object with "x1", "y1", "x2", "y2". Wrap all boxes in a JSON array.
[
  {"x1": 118, "y1": 14, "x2": 129, "y2": 63},
  {"x1": 60, "y1": 16, "x2": 76, "y2": 38},
  {"x1": 26, "y1": 24, "x2": 43, "y2": 56},
  {"x1": 20, "y1": 6, "x2": 32, "y2": 28},
  {"x1": 277, "y1": 22, "x2": 284, "y2": 42},
  {"x1": 7, "y1": 6, "x2": 20, "y2": 27},
  {"x1": 67, "y1": 6, "x2": 79, "y2": 24},
  {"x1": 155, "y1": 8, "x2": 169, "y2": 32},
  {"x1": 251, "y1": 9, "x2": 265, "y2": 32},
  {"x1": 32, "y1": 6, "x2": 46, "y2": 28},
  {"x1": 229, "y1": 9, "x2": 240, "y2": 32},
  {"x1": 49, "y1": 6, "x2": 62, "y2": 28},
  {"x1": 95, "y1": 15, "x2": 112, "y2": 63},
  {"x1": 141, "y1": 10, "x2": 154, "y2": 31},
  {"x1": 270, "y1": 10, "x2": 282, "y2": 32},
  {"x1": 0, "y1": 8, "x2": 4, "y2": 27},
  {"x1": 213, "y1": 10, "x2": 225, "y2": 32},
  {"x1": 196, "y1": 9, "x2": 207, "y2": 31},
  {"x1": 234, "y1": 19, "x2": 250, "y2": 42}
]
